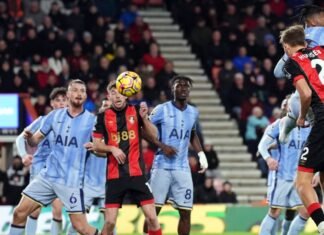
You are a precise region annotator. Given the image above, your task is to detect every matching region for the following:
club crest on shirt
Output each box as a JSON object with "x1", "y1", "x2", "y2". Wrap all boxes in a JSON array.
[{"x1": 129, "y1": 116, "x2": 135, "y2": 124}]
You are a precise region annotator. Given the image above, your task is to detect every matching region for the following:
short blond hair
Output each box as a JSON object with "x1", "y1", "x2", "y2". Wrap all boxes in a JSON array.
[{"x1": 280, "y1": 25, "x2": 305, "y2": 46}]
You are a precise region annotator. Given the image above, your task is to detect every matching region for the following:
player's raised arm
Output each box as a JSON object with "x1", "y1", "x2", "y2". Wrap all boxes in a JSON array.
[{"x1": 295, "y1": 78, "x2": 312, "y2": 127}]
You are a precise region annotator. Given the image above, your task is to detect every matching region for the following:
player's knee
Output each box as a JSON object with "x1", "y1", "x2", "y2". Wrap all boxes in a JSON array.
[
  {"x1": 179, "y1": 210, "x2": 191, "y2": 221},
  {"x1": 71, "y1": 220, "x2": 87, "y2": 234},
  {"x1": 269, "y1": 208, "x2": 280, "y2": 218},
  {"x1": 104, "y1": 219, "x2": 116, "y2": 230},
  {"x1": 13, "y1": 206, "x2": 28, "y2": 221}
]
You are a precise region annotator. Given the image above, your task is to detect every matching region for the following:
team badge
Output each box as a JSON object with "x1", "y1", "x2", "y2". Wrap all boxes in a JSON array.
[{"x1": 129, "y1": 116, "x2": 135, "y2": 124}]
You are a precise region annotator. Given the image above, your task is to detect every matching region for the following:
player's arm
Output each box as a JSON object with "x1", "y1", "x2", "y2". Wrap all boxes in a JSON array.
[
  {"x1": 190, "y1": 128, "x2": 208, "y2": 173},
  {"x1": 16, "y1": 132, "x2": 33, "y2": 166},
  {"x1": 295, "y1": 78, "x2": 312, "y2": 126},
  {"x1": 25, "y1": 130, "x2": 45, "y2": 147},
  {"x1": 258, "y1": 126, "x2": 278, "y2": 171},
  {"x1": 92, "y1": 112, "x2": 126, "y2": 164},
  {"x1": 142, "y1": 103, "x2": 177, "y2": 156},
  {"x1": 274, "y1": 54, "x2": 289, "y2": 79}
]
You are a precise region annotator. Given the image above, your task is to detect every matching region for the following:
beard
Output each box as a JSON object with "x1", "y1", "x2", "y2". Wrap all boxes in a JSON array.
[{"x1": 70, "y1": 99, "x2": 84, "y2": 108}]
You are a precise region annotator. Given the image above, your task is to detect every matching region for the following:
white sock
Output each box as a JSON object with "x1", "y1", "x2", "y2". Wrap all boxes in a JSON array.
[
  {"x1": 26, "y1": 216, "x2": 38, "y2": 235},
  {"x1": 51, "y1": 219, "x2": 62, "y2": 235}
]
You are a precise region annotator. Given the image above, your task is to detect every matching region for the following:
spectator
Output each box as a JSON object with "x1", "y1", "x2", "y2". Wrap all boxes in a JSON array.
[
  {"x1": 74, "y1": 58, "x2": 94, "y2": 82},
  {"x1": 67, "y1": 42, "x2": 86, "y2": 73},
  {"x1": 134, "y1": 29, "x2": 155, "y2": 63},
  {"x1": 228, "y1": 72, "x2": 247, "y2": 119},
  {"x1": 244, "y1": 32, "x2": 264, "y2": 60},
  {"x1": 95, "y1": 56, "x2": 112, "y2": 85},
  {"x1": 142, "y1": 42, "x2": 166, "y2": 74},
  {"x1": 253, "y1": 16, "x2": 271, "y2": 46},
  {"x1": 110, "y1": 46, "x2": 132, "y2": 72},
  {"x1": 195, "y1": 178, "x2": 219, "y2": 203},
  {"x1": 245, "y1": 106, "x2": 269, "y2": 160},
  {"x1": 222, "y1": 4, "x2": 240, "y2": 29},
  {"x1": 5, "y1": 30, "x2": 19, "y2": 60},
  {"x1": 21, "y1": 28, "x2": 41, "y2": 59},
  {"x1": 0, "y1": 60, "x2": 14, "y2": 92},
  {"x1": 190, "y1": 18, "x2": 212, "y2": 59},
  {"x1": 264, "y1": 93, "x2": 279, "y2": 118},
  {"x1": 129, "y1": 15, "x2": 150, "y2": 44},
  {"x1": 48, "y1": 49, "x2": 68, "y2": 76},
  {"x1": 103, "y1": 30, "x2": 117, "y2": 56},
  {"x1": 232, "y1": 46, "x2": 253, "y2": 73},
  {"x1": 155, "y1": 60, "x2": 176, "y2": 95},
  {"x1": 114, "y1": 21, "x2": 126, "y2": 44},
  {"x1": 142, "y1": 76, "x2": 160, "y2": 106},
  {"x1": 204, "y1": 143, "x2": 221, "y2": 179},
  {"x1": 11, "y1": 75, "x2": 28, "y2": 93},
  {"x1": 219, "y1": 181, "x2": 238, "y2": 203},
  {"x1": 36, "y1": 58, "x2": 56, "y2": 89},
  {"x1": 18, "y1": 60, "x2": 38, "y2": 96},
  {"x1": 82, "y1": 31, "x2": 95, "y2": 56},
  {"x1": 34, "y1": 93, "x2": 48, "y2": 116},
  {"x1": 61, "y1": 29, "x2": 76, "y2": 56},
  {"x1": 207, "y1": 30, "x2": 229, "y2": 67},
  {"x1": 64, "y1": 5, "x2": 84, "y2": 34},
  {"x1": 91, "y1": 16, "x2": 110, "y2": 43},
  {"x1": 48, "y1": 1, "x2": 65, "y2": 29},
  {"x1": 84, "y1": 4, "x2": 99, "y2": 32},
  {"x1": 120, "y1": 4, "x2": 138, "y2": 29},
  {"x1": 4, "y1": 156, "x2": 29, "y2": 205},
  {"x1": 25, "y1": 0, "x2": 45, "y2": 26},
  {"x1": 218, "y1": 60, "x2": 237, "y2": 111}
]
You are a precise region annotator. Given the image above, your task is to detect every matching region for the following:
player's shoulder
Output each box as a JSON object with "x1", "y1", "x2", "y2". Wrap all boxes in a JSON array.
[{"x1": 187, "y1": 103, "x2": 199, "y2": 113}]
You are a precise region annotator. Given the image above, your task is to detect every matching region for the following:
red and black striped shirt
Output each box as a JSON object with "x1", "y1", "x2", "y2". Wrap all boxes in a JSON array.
[{"x1": 93, "y1": 105, "x2": 145, "y2": 180}]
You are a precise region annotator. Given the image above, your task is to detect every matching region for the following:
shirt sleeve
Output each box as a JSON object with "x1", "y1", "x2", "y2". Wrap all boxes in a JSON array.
[
  {"x1": 283, "y1": 58, "x2": 305, "y2": 85},
  {"x1": 267, "y1": 120, "x2": 280, "y2": 139},
  {"x1": 92, "y1": 112, "x2": 105, "y2": 138},
  {"x1": 39, "y1": 111, "x2": 55, "y2": 136},
  {"x1": 258, "y1": 125, "x2": 276, "y2": 160},
  {"x1": 149, "y1": 104, "x2": 163, "y2": 125}
]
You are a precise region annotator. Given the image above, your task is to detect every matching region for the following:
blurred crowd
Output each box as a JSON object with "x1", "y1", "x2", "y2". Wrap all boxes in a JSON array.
[{"x1": 0, "y1": 0, "x2": 238, "y2": 205}]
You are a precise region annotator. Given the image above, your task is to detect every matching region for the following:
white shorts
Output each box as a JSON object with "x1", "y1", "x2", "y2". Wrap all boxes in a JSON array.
[
  {"x1": 267, "y1": 178, "x2": 302, "y2": 209},
  {"x1": 23, "y1": 175, "x2": 85, "y2": 214},
  {"x1": 150, "y1": 168, "x2": 193, "y2": 210},
  {"x1": 83, "y1": 185, "x2": 105, "y2": 212}
]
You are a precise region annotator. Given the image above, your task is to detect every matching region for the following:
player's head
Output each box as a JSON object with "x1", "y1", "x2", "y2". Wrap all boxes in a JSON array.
[
  {"x1": 280, "y1": 94, "x2": 291, "y2": 117},
  {"x1": 280, "y1": 25, "x2": 306, "y2": 56},
  {"x1": 296, "y1": 5, "x2": 324, "y2": 27},
  {"x1": 106, "y1": 81, "x2": 127, "y2": 110},
  {"x1": 67, "y1": 79, "x2": 87, "y2": 107},
  {"x1": 171, "y1": 75, "x2": 193, "y2": 102},
  {"x1": 49, "y1": 87, "x2": 67, "y2": 109}
]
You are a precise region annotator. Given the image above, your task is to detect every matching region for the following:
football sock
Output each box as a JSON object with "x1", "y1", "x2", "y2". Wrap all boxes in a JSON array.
[
  {"x1": 148, "y1": 228, "x2": 162, "y2": 235},
  {"x1": 281, "y1": 219, "x2": 292, "y2": 235},
  {"x1": 51, "y1": 218, "x2": 62, "y2": 235},
  {"x1": 287, "y1": 215, "x2": 307, "y2": 235},
  {"x1": 9, "y1": 224, "x2": 25, "y2": 235},
  {"x1": 307, "y1": 203, "x2": 324, "y2": 226},
  {"x1": 259, "y1": 214, "x2": 277, "y2": 235},
  {"x1": 26, "y1": 216, "x2": 38, "y2": 235},
  {"x1": 66, "y1": 223, "x2": 77, "y2": 235}
]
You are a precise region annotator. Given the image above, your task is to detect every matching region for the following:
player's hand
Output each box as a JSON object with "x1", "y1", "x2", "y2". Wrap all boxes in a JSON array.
[
  {"x1": 296, "y1": 116, "x2": 306, "y2": 127},
  {"x1": 312, "y1": 173, "x2": 320, "y2": 187},
  {"x1": 266, "y1": 157, "x2": 278, "y2": 171},
  {"x1": 161, "y1": 143, "x2": 177, "y2": 157},
  {"x1": 198, "y1": 151, "x2": 208, "y2": 173},
  {"x1": 111, "y1": 146, "x2": 126, "y2": 164},
  {"x1": 139, "y1": 102, "x2": 148, "y2": 119},
  {"x1": 23, "y1": 129, "x2": 33, "y2": 139},
  {"x1": 84, "y1": 142, "x2": 94, "y2": 151},
  {"x1": 22, "y1": 154, "x2": 33, "y2": 166}
]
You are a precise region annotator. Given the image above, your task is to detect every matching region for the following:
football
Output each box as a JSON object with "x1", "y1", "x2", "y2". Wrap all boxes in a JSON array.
[{"x1": 116, "y1": 71, "x2": 142, "y2": 97}]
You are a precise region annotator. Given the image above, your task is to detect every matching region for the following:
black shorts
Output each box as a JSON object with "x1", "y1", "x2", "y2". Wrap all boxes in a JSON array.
[
  {"x1": 298, "y1": 119, "x2": 324, "y2": 172},
  {"x1": 105, "y1": 175, "x2": 154, "y2": 208}
]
